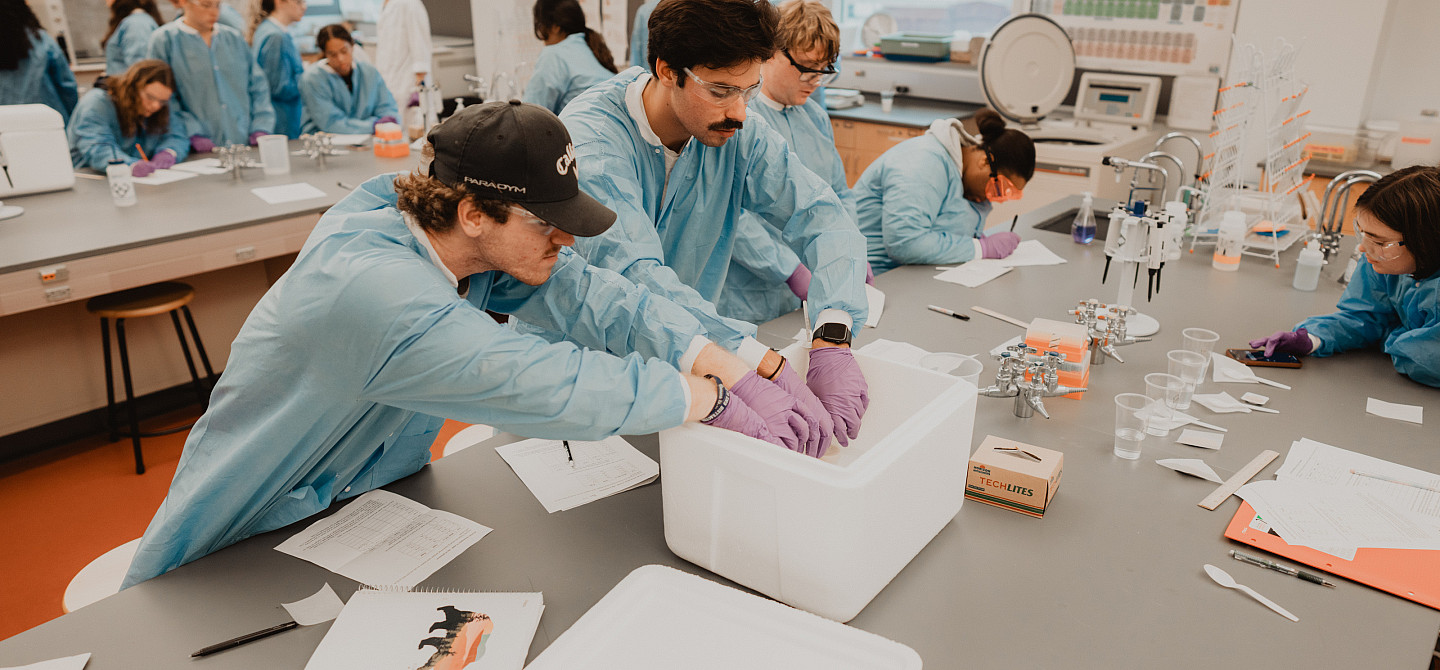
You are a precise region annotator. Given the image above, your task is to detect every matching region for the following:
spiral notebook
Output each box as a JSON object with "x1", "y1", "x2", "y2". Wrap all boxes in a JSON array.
[{"x1": 303, "y1": 588, "x2": 544, "y2": 670}]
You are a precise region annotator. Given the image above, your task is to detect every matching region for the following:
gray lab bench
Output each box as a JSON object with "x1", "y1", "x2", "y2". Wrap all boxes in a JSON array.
[
  {"x1": 826, "y1": 92, "x2": 981, "y2": 128},
  {"x1": 2, "y1": 195, "x2": 1437, "y2": 668}
]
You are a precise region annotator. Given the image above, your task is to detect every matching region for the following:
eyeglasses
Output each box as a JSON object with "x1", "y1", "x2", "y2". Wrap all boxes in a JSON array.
[
  {"x1": 1353, "y1": 217, "x2": 1405, "y2": 261},
  {"x1": 508, "y1": 206, "x2": 556, "y2": 236},
  {"x1": 982, "y1": 148, "x2": 1023, "y2": 203},
  {"x1": 140, "y1": 89, "x2": 170, "y2": 106},
  {"x1": 681, "y1": 67, "x2": 763, "y2": 106},
  {"x1": 782, "y1": 49, "x2": 839, "y2": 86},
  {"x1": 190, "y1": 0, "x2": 221, "y2": 10}
]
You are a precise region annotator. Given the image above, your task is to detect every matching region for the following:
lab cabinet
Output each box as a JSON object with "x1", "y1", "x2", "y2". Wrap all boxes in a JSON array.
[{"x1": 831, "y1": 119, "x2": 925, "y2": 187}]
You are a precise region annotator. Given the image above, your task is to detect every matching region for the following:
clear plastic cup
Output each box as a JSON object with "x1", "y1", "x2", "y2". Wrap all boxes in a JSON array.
[
  {"x1": 1113, "y1": 393, "x2": 1154, "y2": 460},
  {"x1": 1182, "y1": 327, "x2": 1220, "y2": 377},
  {"x1": 257, "y1": 134, "x2": 291, "y2": 175},
  {"x1": 880, "y1": 89, "x2": 895, "y2": 113},
  {"x1": 1142, "y1": 373, "x2": 1185, "y2": 436},
  {"x1": 1166, "y1": 349, "x2": 1207, "y2": 410}
]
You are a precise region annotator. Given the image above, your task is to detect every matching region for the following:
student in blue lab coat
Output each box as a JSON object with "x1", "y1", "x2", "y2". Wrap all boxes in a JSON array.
[
  {"x1": 524, "y1": 0, "x2": 618, "y2": 115},
  {"x1": 1251, "y1": 165, "x2": 1440, "y2": 387},
  {"x1": 147, "y1": 0, "x2": 274, "y2": 151},
  {"x1": 251, "y1": 0, "x2": 306, "y2": 137},
  {"x1": 168, "y1": 0, "x2": 246, "y2": 34},
  {"x1": 551, "y1": 0, "x2": 871, "y2": 456},
  {"x1": 122, "y1": 102, "x2": 802, "y2": 588},
  {"x1": 717, "y1": 0, "x2": 858, "y2": 326},
  {"x1": 68, "y1": 59, "x2": 190, "y2": 174},
  {"x1": 0, "y1": 0, "x2": 79, "y2": 124},
  {"x1": 628, "y1": 0, "x2": 658, "y2": 71},
  {"x1": 299, "y1": 24, "x2": 398, "y2": 134},
  {"x1": 853, "y1": 108, "x2": 1034, "y2": 273},
  {"x1": 103, "y1": 0, "x2": 164, "y2": 76}
]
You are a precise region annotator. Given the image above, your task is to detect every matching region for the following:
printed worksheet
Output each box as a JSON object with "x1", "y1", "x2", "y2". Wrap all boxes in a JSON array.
[
  {"x1": 275, "y1": 489, "x2": 491, "y2": 587},
  {"x1": 1277, "y1": 438, "x2": 1440, "y2": 519},
  {"x1": 496, "y1": 436, "x2": 658, "y2": 513}
]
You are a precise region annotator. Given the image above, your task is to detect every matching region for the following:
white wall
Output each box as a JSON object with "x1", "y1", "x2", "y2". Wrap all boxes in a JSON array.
[
  {"x1": 471, "y1": 0, "x2": 631, "y2": 101},
  {"x1": 1365, "y1": 0, "x2": 1440, "y2": 125}
]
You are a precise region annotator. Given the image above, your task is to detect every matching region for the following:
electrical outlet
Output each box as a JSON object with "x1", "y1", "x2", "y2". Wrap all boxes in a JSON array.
[
  {"x1": 44, "y1": 285, "x2": 71, "y2": 302},
  {"x1": 235, "y1": 246, "x2": 257, "y2": 262},
  {"x1": 38, "y1": 265, "x2": 68, "y2": 283}
]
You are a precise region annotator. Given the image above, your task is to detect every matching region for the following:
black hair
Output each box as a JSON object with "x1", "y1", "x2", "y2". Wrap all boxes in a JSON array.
[
  {"x1": 1354, "y1": 164, "x2": 1440, "y2": 280},
  {"x1": 315, "y1": 23, "x2": 352, "y2": 52},
  {"x1": 103, "y1": 0, "x2": 164, "y2": 50},
  {"x1": 532, "y1": 0, "x2": 617, "y2": 74},
  {"x1": 647, "y1": 0, "x2": 777, "y2": 83},
  {"x1": 971, "y1": 108, "x2": 1036, "y2": 182},
  {"x1": 0, "y1": 0, "x2": 43, "y2": 71}
]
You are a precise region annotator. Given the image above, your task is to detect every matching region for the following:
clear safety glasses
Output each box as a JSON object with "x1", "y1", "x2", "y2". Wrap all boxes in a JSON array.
[
  {"x1": 782, "y1": 49, "x2": 839, "y2": 86},
  {"x1": 682, "y1": 67, "x2": 763, "y2": 106},
  {"x1": 508, "y1": 206, "x2": 556, "y2": 236},
  {"x1": 1354, "y1": 217, "x2": 1406, "y2": 261}
]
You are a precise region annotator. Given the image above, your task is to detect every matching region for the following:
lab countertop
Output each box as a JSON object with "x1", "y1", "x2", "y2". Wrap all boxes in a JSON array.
[{"x1": 826, "y1": 93, "x2": 981, "y2": 129}]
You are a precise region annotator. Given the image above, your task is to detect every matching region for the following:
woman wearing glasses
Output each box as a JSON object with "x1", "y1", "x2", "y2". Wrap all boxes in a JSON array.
[
  {"x1": 853, "y1": 108, "x2": 1035, "y2": 272},
  {"x1": 1250, "y1": 165, "x2": 1439, "y2": 387},
  {"x1": 524, "y1": 0, "x2": 618, "y2": 114},
  {"x1": 298, "y1": 24, "x2": 397, "y2": 134},
  {"x1": 67, "y1": 59, "x2": 189, "y2": 175}
]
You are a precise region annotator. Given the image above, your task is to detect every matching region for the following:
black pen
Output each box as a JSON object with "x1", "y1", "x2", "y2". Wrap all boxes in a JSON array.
[
  {"x1": 926, "y1": 304, "x2": 970, "y2": 321},
  {"x1": 1009, "y1": 215, "x2": 1018, "y2": 232},
  {"x1": 563, "y1": 439, "x2": 574, "y2": 467},
  {"x1": 1230, "y1": 550, "x2": 1336, "y2": 587},
  {"x1": 192, "y1": 620, "x2": 299, "y2": 657}
]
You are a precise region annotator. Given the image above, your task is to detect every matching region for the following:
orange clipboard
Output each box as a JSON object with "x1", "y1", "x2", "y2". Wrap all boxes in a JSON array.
[{"x1": 1225, "y1": 501, "x2": 1440, "y2": 610}]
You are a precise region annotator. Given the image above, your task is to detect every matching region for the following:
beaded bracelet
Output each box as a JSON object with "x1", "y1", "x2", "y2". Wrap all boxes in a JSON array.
[{"x1": 699, "y1": 374, "x2": 730, "y2": 424}]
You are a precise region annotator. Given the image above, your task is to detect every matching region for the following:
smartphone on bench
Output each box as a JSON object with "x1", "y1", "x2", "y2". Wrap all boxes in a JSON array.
[{"x1": 1225, "y1": 348, "x2": 1302, "y2": 368}]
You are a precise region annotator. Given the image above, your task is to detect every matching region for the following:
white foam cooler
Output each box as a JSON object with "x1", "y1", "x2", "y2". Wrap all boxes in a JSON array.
[{"x1": 659, "y1": 348, "x2": 977, "y2": 622}]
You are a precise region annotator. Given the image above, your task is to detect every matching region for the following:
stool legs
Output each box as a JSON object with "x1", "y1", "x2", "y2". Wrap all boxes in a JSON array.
[
  {"x1": 180, "y1": 306, "x2": 216, "y2": 391},
  {"x1": 170, "y1": 310, "x2": 207, "y2": 405},
  {"x1": 114, "y1": 318, "x2": 146, "y2": 475},
  {"x1": 99, "y1": 317, "x2": 118, "y2": 442}
]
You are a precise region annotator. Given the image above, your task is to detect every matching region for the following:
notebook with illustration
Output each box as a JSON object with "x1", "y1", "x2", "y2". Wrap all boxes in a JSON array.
[{"x1": 304, "y1": 588, "x2": 544, "y2": 670}]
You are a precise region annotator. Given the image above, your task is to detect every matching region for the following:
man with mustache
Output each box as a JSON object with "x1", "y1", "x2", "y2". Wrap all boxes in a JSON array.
[{"x1": 545, "y1": 0, "x2": 872, "y2": 456}]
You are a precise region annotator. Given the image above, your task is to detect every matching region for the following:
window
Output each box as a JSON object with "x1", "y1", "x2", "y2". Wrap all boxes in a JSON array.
[{"x1": 836, "y1": 0, "x2": 1012, "y2": 45}]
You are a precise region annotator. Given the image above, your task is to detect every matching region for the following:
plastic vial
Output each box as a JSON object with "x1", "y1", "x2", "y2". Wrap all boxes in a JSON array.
[
  {"x1": 1293, "y1": 243, "x2": 1323, "y2": 291},
  {"x1": 1072, "y1": 192, "x2": 1096, "y2": 244},
  {"x1": 1212, "y1": 210, "x2": 1245, "y2": 271},
  {"x1": 106, "y1": 160, "x2": 137, "y2": 207}
]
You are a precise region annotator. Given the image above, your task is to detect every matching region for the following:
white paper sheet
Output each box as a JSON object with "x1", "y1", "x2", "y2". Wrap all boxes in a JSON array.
[
  {"x1": 130, "y1": 168, "x2": 198, "y2": 185},
  {"x1": 170, "y1": 158, "x2": 228, "y2": 175},
  {"x1": 1277, "y1": 438, "x2": 1440, "y2": 520},
  {"x1": 1176, "y1": 429, "x2": 1224, "y2": 450},
  {"x1": 1241, "y1": 392, "x2": 1270, "y2": 405},
  {"x1": 1156, "y1": 458, "x2": 1224, "y2": 483},
  {"x1": 251, "y1": 182, "x2": 328, "y2": 204},
  {"x1": 274, "y1": 489, "x2": 490, "y2": 587},
  {"x1": 1209, "y1": 352, "x2": 1291, "y2": 389},
  {"x1": 1191, "y1": 392, "x2": 1253, "y2": 414},
  {"x1": 1237, "y1": 479, "x2": 1440, "y2": 560},
  {"x1": 994, "y1": 239, "x2": 1067, "y2": 266},
  {"x1": 864, "y1": 284, "x2": 884, "y2": 327},
  {"x1": 496, "y1": 436, "x2": 658, "y2": 513},
  {"x1": 1366, "y1": 397, "x2": 1424, "y2": 424},
  {"x1": 1139, "y1": 408, "x2": 1227, "y2": 433},
  {"x1": 934, "y1": 260, "x2": 1012, "y2": 288},
  {"x1": 283, "y1": 583, "x2": 346, "y2": 626},
  {"x1": 1, "y1": 654, "x2": 91, "y2": 670}
]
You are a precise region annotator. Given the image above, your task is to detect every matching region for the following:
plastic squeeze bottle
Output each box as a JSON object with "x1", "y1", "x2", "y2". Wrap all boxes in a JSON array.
[
  {"x1": 1072, "y1": 192, "x2": 1096, "y2": 244},
  {"x1": 1212, "y1": 210, "x2": 1245, "y2": 271},
  {"x1": 1293, "y1": 242, "x2": 1323, "y2": 291}
]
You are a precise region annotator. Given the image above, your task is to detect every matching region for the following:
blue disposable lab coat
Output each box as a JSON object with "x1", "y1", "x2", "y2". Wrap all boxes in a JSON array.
[
  {"x1": 299, "y1": 60, "x2": 398, "y2": 134},
  {"x1": 555, "y1": 68, "x2": 867, "y2": 342},
  {"x1": 122, "y1": 173, "x2": 715, "y2": 588},
  {"x1": 105, "y1": 11, "x2": 160, "y2": 76},
  {"x1": 1299, "y1": 260, "x2": 1440, "y2": 387},
  {"x1": 146, "y1": 21, "x2": 274, "y2": 145},
  {"x1": 628, "y1": 0, "x2": 658, "y2": 71},
  {"x1": 252, "y1": 19, "x2": 304, "y2": 138},
  {"x1": 0, "y1": 30, "x2": 79, "y2": 125},
  {"x1": 853, "y1": 133, "x2": 991, "y2": 273},
  {"x1": 523, "y1": 33, "x2": 615, "y2": 115},
  {"x1": 67, "y1": 88, "x2": 190, "y2": 170}
]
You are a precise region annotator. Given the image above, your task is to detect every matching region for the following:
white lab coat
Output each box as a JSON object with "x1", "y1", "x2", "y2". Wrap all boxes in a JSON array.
[{"x1": 376, "y1": 0, "x2": 432, "y2": 108}]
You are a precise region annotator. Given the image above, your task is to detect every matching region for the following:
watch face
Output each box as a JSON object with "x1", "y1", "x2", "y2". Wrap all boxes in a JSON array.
[{"x1": 814, "y1": 323, "x2": 851, "y2": 344}]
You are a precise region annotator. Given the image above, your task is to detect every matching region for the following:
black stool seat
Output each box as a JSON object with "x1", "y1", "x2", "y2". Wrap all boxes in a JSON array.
[{"x1": 87, "y1": 281, "x2": 215, "y2": 474}]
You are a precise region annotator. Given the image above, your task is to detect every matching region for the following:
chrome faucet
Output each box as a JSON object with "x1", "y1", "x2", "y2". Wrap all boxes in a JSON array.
[
  {"x1": 980, "y1": 347, "x2": 1086, "y2": 419},
  {"x1": 1102, "y1": 156, "x2": 1169, "y2": 211},
  {"x1": 1316, "y1": 169, "x2": 1382, "y2": 263},
  {"x1": 1137, "y1": 150, "x2": 1184, "y2": 204},
  {"x1": 1152, "y1": 132, "x2": 1204, "y2": 194},
  {"x1": 217, "y1": 144, "x2": 258, "y2": 181}
]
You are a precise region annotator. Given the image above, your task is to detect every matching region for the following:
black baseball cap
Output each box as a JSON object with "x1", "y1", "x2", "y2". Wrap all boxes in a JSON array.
[{"x1": 427, "y1": 100, "x2": 616, "y2": 237}]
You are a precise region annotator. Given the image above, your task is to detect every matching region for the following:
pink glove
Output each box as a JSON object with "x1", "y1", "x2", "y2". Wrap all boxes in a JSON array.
[
  {"x1": 785, "y1": 264, "x2": 812, "y2": 300},
  {"x1": 248, "y1": 130, "x2": 268, "y2": 146},
  {"x1": 729, "y1": 371, "x2": 810, "y2": 454},
  {"x1": 703, "y1": 388, "x2": 784, "y2": 448},
  {"x1": 190, "y1": 135, "x2": 215, "y2": 153},
  {"x1": 980, "y1": 231, "x2": 1021, "y2": 259},
  {"x1": 151, "y1": 150, "x2": 176, "y2": 169},
  {"x1": 1248, "y1": 327, "x2": 1313, "y2": 357},
  {"x1": 806, "y1": 347, "x2": 869, "y2": 447},
  {"x1": 374, "y1": 115, "x2": 398, "y2": 129},
  {"x1": 770, "y1": 361, "x2": 835, "y2": 457},
  {"x1": 865, "y1": 262, "x2": 875, "y2": 286},
  {"x1": 130, "y1": 160, "x2": 157, "y2": 178}
]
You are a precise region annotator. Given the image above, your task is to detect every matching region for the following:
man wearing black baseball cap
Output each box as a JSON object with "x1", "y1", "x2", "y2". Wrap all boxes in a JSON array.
[{"x1": 123, "y1": 101, "x2": 799, "y2": 588}]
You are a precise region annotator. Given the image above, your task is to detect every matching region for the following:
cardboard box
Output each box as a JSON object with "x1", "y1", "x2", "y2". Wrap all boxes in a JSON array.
[{"x1": 965, "y1": 435, "x2": 1063, "y2": 518}]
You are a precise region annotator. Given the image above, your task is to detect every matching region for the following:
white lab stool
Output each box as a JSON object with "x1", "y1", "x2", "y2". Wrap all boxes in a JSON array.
[
  {"x1": 63, "y1": 538, "x2": 141, "y2": 613},
  {"x1": 441, "y1": 424, "x2": 496, "y2": 458}
]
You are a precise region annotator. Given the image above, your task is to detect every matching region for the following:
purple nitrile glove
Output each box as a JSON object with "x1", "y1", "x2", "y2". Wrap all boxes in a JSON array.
[
  {"x1": 980, "y1": 231, "x2": 1021, "y2": 259},
  {"x1": 407, "y1": 92, "x2": 420, "y2": 108},
  {"x1": 129, "y1": 160, "x2": 157, "y2": 178},
  {"x1": 248, "y1": 130, "x2": 268, "y2": 146},
  {"x1": 151, "y1": 150, "x2": 176, "y2": 169},
  {"x1": 785, "y1": 263, "x2": 812, "y2": 300},
  {"x1": 190, "y1": 135, "x2": 215, "y2": 153},
  {"x1": 806, "y1": 347, "x2": 869, "y2": 446},
  {"x1": 1248, "y1": 327, "x2": 1313, "y2": 357},
  {"x1": 703, "y1": 388, "x2": 785, "y2": 448},
  {"x1": 770, "y1": 361, "x2": 834, "y2": 457},
  {"x1": 728, "y1": 371, "x2": 810, "y2": 454},
  {"x1": 865, "y1": 262, "x2": 875, "y2": 286},
  {"x1": 374, "y1": 115, "x2": 398, "y2": 130}
]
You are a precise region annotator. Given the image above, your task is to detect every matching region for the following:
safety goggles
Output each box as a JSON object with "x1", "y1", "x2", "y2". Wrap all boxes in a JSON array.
[
  {"x1": 508, "y1": 205, "x2": 556, "y2": 236},
  {"x1": 1353, "y1": 217, "x2": 1406, "y2": 261},
  {"x1": 782, "y1": 49, "x2": 839, "y2": 86},
  {"x1": 982, "y1": 147, "x2": 1022, "y2": 203},
  {"x1": 682, "y1": 67, "x2": 763, "y2": 106}
]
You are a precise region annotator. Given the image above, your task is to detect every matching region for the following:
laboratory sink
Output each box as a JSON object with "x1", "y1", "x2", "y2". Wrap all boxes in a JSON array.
[{"x1": 1031, "y1": 206, "x2": 1113, "y2": 241}]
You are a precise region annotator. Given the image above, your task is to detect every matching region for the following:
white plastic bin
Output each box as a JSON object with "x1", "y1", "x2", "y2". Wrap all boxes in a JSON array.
[{"x1": 660, "y1": 348, "x2": 977, "y2": 622}]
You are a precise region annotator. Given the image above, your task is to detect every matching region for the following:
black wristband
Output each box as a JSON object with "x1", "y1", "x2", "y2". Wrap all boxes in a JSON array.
[
  {"x1": 699, "y1": 374, "x2": 729, "y2": 424},
  {"x1": 762, "y1": 351, "x2": 785, "y2": 380}
]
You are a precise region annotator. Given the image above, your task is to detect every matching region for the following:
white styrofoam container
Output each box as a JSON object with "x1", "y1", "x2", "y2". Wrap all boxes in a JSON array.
[
  {"x1": 659, "y1": 348, "x2": 977, "y2": 622},
  {"x1": 525, "y1": 565, "x2": 922, "y2": 669}
]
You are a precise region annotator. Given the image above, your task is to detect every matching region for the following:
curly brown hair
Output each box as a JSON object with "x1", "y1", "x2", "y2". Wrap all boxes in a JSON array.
[
  {"x1": 106, "y1": 60, "x2": 175, "y2": 138},
  {"x1": 395, "y1": 143, "x2": 513, "y2": 233}
]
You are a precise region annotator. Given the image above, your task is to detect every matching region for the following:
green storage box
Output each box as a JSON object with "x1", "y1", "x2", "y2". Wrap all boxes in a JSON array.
[{"x1": 879, "y1": 32, "x2": 953, "y2": 62}]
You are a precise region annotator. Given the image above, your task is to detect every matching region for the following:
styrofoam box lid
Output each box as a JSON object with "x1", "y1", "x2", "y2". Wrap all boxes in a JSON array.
[
  {"x1": 0, "y1": 104, "x2": 65, "y2": 132},
  {"x1": 525, "y1": 565, "x2": 922, "y2": 670}
]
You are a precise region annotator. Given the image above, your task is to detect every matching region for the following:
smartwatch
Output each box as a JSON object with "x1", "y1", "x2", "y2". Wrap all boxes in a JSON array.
[{"x1": 812, "y1": 322, "x2": 852, "y2": 346}]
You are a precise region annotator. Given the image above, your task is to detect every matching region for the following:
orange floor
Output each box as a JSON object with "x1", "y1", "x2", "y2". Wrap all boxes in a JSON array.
[{"x1": 0, "y1": 410, "x2": 468, "y2": 642}]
